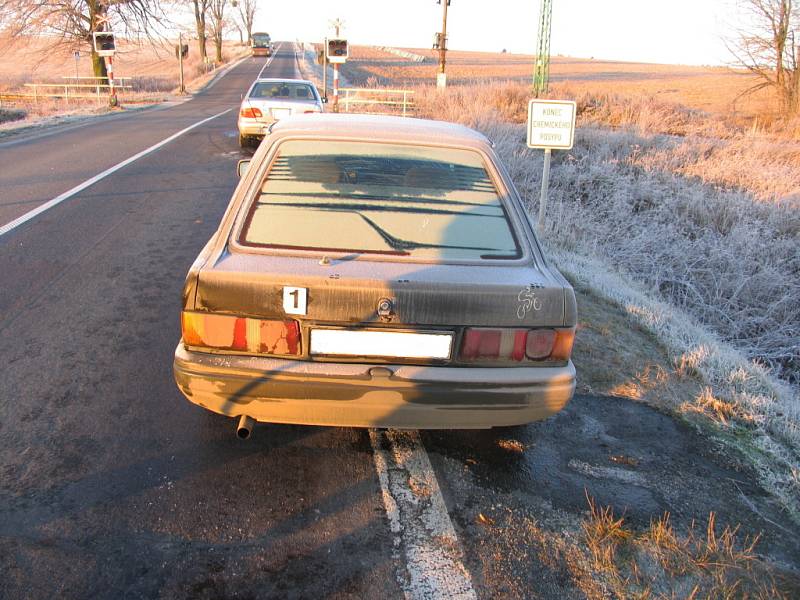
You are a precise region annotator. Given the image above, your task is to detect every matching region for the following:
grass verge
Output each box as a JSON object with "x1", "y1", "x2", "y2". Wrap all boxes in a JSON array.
[{"x1": 411, "y1": 83, "x2": 800, "y2": 523}]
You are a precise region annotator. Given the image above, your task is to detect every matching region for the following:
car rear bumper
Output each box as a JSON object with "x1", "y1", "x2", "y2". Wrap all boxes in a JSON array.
[
  {"x1": 238, "y1": 118, "x2": 273, "y2": 137},
  {"x1": 173, "y1": 344, "x2": 576, "y2": 429}
]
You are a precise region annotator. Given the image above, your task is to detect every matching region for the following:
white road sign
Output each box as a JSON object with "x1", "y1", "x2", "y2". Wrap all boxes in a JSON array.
[{"x1": 526, "y1": 100, "x2": 576, "y2": 150}]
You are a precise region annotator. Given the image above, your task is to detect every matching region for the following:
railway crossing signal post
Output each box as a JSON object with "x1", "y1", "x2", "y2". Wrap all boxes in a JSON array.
[
  {"x1": 326, "y1": 38, "x2": 348, "y2": 113},
  {"x1": 93, "y1": 31, "x2": 118, "y2": 107},
  {"x1": 527, "y1": 99, "x2": 576, "y2": 231}
]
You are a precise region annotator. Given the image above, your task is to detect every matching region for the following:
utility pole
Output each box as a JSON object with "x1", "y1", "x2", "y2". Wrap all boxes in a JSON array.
[
  {"x1": 533, "y1": 0, "x2": 552, "y2": 97},
  {"x1": 436, "y1": 0, "x2": 450, "y2": 88}
]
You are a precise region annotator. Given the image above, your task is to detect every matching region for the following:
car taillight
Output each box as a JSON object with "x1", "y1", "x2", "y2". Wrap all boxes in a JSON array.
[
  {"x1": 240, "y1": 107, "x2": 262, "y2": 118},
  {"x1": 181, "y1": 312, "x2": 300, "y2": 356},
  {"x1": 459, "y1": 327, "x2": 574, "y2": 363}
]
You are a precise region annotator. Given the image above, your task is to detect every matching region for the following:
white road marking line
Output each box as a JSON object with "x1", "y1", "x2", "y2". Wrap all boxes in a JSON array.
[
  {"x1": 370, "y1": 429, "x2": 477, "y2": 600},
  {"x1": 0, "y1": 109, "x2": 232, "y2": 238},
  {"x1": 204, "y1": 53, "x2": 251, "y2": 90},
  {"x1": 256, "y1": 43, "x2": 282, "y2": 79}
]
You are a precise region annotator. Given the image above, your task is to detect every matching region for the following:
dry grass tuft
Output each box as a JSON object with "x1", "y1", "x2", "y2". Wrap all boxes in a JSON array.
[
  {"x1": 681, "y1": 387, "x2": 760, "y2": 429},
  {"x1": 579, "y1": 496, "x2": 797, "y2": 599}
]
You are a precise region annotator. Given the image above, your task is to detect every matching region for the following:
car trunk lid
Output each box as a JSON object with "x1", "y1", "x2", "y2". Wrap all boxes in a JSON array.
[{"x1": 194, "y1": 253, "x2": 567, "y2": 329}]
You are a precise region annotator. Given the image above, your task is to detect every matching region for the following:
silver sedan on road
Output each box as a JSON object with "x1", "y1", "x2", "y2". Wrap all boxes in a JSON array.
[{"x1": 237, "y1": 78, "x2": 324, "y2": 147}]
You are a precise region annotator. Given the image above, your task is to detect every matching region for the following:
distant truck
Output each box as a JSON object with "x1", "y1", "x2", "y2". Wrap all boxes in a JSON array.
[{"x1": 251, "y1": 32, "x2": 272, "y2": 57}]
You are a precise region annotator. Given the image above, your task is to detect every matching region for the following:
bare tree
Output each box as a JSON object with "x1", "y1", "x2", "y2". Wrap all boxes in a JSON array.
[
  {"x1": 237, "y1": 0, "x2": 257, "y2": 46},
  {"x1": 190, "y1": 0, "x2": 210, "y2": 61},
  {"x1": 729, "y1": 0, "x2": 800, "y2": 117},
  {"x1": 0, "y1": 0, "x2": 166, "y2": 80},
  {"x1": 207, "y1": 0, "x2": 227, "y2": 63}
]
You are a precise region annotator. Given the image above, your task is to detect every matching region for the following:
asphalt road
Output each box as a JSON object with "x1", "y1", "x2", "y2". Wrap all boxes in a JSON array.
[{"x1": 1, "y1": 44, "x2": 797, "y2": 599}]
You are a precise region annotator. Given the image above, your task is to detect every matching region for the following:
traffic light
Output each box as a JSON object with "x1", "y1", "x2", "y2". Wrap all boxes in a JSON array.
[
  {"x1": 93, "y1": 31, "x2": 116, "y2": 57},
  {"x1": 176, "y1": 43, "x2": 189, "y2": 59},
  {"x1": 326, "y1": 39, "x2": 348, "y2": 63}
]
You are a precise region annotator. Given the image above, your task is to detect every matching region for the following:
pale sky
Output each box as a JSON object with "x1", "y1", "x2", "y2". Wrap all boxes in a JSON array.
[{"x1": 253, "y1": 0, "x2": 739, "y2": 66}]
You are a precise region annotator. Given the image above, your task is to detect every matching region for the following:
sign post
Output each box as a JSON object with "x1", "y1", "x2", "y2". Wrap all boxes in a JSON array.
[
  {"x1": 73, "y1": 51, "x2": 80, "y2": 81},
  {"x1": 526, "y1": 99, "x2": 576, "y2": 231}
]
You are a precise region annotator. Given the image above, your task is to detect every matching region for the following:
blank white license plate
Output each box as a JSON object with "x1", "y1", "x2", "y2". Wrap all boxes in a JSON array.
[
  {"x1": 271, "y1": 108, "x2": 291, "y2": 119},
  {"x1": 310, "y1": 329, "x2": 453, "y2": 359}
]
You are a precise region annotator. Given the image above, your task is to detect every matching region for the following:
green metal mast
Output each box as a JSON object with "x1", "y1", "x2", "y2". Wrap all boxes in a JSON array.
[{"x1": 533, "y1": 0, "x2": 552, "y2": 97}]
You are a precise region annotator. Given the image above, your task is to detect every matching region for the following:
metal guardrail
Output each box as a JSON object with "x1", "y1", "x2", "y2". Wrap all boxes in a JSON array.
[
  {"x1": 19, "y1": 82, "x2": 133, "y2": 101},
  {"x1": 340, "y1": 88, "x2": 415, "y2": 117}
]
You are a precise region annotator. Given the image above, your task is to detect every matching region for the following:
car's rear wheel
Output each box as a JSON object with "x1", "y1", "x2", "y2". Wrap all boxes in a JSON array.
[{"x1": 239, "y1": 134, "x2": 251, "y2": 148}]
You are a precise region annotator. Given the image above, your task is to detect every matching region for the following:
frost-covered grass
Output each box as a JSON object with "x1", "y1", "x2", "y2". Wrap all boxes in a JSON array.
[
  {"x1": 415, "y1": 83, "x2": 800, "y2": 384},
  {"x1": 414, "y1": 83, "x2": 800, "y2": 519}
]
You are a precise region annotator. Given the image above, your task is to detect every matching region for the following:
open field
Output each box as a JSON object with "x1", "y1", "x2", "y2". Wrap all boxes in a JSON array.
[{"x1": 344, "y1": 45, "x2": 778, "y2": 124}]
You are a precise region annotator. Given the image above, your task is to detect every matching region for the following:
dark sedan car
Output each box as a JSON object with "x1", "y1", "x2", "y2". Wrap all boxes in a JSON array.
[{"x1": 174, "y1": 114, "x2": 576, "y2": 436}]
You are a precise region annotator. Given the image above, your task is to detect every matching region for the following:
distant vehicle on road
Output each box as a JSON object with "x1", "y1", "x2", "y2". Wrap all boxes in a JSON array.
[
  {"x1": 237, "y1": 78, "x2": 324, "y2": 147},
  {"x1": 251, "y1": 32, "x2": 272, "y2": 57},
  {"x1": 174, "y1": 114, "x2": 577, "y2": 437}
]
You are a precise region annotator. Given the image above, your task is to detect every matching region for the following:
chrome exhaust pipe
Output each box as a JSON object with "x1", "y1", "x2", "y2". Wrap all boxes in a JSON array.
[{"x1": 236, "y1": 415, "x2": 255, "y2": 440}]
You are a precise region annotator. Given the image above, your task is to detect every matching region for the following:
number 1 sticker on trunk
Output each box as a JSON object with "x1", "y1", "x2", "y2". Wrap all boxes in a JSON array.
[{"x1": 283, "y1": 286, "x2": 307, "y2": 315}]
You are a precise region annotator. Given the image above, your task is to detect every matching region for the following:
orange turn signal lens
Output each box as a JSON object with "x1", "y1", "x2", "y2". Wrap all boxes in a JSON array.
[
  {"x1": 181, "y1": 312, "x2": 300, "y2": 356},
  {"x1": 550, "y1": 327, "x2": 576, "y2": 361},
  {"x1": 240, "y1": 107, "x2": 263, "y2": 118}
]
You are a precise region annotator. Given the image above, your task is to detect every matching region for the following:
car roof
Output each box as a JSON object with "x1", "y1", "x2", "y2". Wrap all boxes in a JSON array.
[
  {"x1": 269, "y1": 114, "x2": 491, "y2": 149},
  {"x1": 253, "y1": 78, "x2": 314, "y2": 85}
]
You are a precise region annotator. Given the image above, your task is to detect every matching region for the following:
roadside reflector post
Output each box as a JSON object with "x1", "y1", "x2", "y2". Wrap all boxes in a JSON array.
[{"x1": 526, "y1": 99, "x2": 576, "y2": 232}]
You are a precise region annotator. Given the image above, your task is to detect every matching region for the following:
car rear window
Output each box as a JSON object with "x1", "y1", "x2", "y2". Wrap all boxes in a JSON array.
[
  {"x1": 249, "y1": 82, "x2": 316, "y2": 101},
  {"x1": 238, "y1": 140, "x2": 522, "y2": 261}
]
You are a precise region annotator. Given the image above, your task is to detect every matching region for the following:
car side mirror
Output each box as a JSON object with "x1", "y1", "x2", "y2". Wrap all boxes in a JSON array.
[{"x1": 237, "y1": 159, "x2": 251, "y2": 178}]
